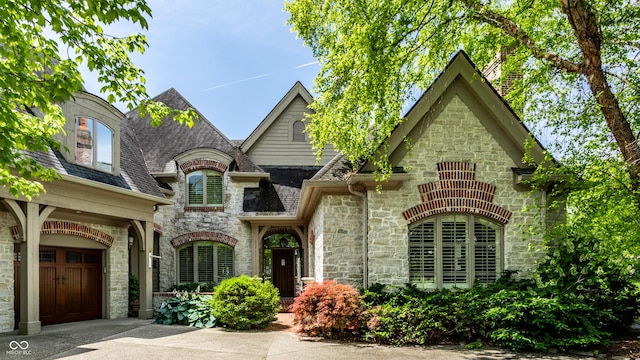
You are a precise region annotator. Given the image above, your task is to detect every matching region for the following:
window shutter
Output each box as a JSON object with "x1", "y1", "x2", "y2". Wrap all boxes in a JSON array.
[
  {"x1": 178, "y1": 246, "x2": 194, "y2": 283},
  {"x1": 187, "y1": 172, "x2": 204, "y2": 205},
  {"x1": 216, "y1": 244, "x2": 234, "y2": 284},
  {"x1": 206, "y1": 171, "x2": 223, "y2": 206},
  {"x1": 409, "y1": 220, "x2": 435, "y2": 288},
  {"x1": 441, "y1": 216, "x2": 467, "y2": 286},
  {"x1": 474, "y1": 219, "x2": 498, "y2": 283},
  {"x1": 197, "y1": 243, "x2": 214, "y2": 283}
]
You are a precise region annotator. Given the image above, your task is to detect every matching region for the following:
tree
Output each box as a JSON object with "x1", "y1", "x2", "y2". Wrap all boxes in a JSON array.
[
  {"x1": 1, "y1": 0, "x2": 197, "y2": 199},
  {"x1": 285, "y1": 0, "x2": 640, "y2": 206}
]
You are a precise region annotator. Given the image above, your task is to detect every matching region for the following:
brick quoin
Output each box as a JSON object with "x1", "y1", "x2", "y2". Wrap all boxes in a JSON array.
[
  {"x1": 11, "y1": 221, "x2": 114, "y2": 247},
  {"x1": 170, "y1": 231, "x2": 238, "y2": 248},
  {"x1": 403, "y1": 162, "x2": 512, "y2": 225},
  {"x1": 179, "y1": 159, "x2": 228, "y2": 174}
]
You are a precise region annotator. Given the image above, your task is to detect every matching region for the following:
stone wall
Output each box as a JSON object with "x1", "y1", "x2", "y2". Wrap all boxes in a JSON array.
[
  {"x1": 311, "y1": 195, "x2": 364, "y2": 288},
  {"x1": 367, "y1": 95, "x2": 544, "y2": 286},
  {"x1": 0, "y1": 211, "x2": 16, "y2": 332},
  {"x1": 154, "y1": 169, "x2": 254, "y2": 291}
]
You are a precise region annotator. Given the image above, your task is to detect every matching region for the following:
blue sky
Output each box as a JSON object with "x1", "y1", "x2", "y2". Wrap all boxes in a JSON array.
[{"x1": 82, "y1": 0, "x2": 319, "y2": 141}]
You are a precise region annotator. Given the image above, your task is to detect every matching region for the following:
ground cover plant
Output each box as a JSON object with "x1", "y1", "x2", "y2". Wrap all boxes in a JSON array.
[{"x1": 154, "y1": 292, "x2": 216, "y2": 328}]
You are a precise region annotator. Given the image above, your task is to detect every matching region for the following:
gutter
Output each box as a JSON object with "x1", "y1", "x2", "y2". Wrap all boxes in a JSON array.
[{"x1": 59, "y1": 173, "x2": 173, "y2": 205}]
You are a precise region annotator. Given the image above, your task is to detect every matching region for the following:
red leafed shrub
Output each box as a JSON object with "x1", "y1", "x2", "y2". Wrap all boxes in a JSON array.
[{"x1": 290, "y1": 280, "x2": 365, "y2": 339}]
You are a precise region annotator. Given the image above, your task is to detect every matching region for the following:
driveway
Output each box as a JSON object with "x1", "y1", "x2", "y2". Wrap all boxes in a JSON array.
[{"x1": 0, "y1": 314, "x2": 609, "y2": 359}]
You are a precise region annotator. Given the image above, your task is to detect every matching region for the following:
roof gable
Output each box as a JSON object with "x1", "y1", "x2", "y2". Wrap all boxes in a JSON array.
[
  {"x1": 240, "y1": 81, "x2": 313, "y2": 153},
  {"x1": 361, "y1": 51, "x2": 547, "y2": 173}
]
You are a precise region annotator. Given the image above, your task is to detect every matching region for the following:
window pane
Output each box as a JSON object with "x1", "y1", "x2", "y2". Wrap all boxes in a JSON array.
[
  {"x1": 96, "y1": 122, "x2": 113, "y2": 172},
  {"x1": 206, "y1": 171, "x2": 223, "y2": 205},
  {"x1": 197, "y1": 243, "x2": 214, "y2": 282},
  {"x1": 39, "y1": 249, "x2": 56, "y2": 263},
  {"x1": 217, "y1": 244, "x2": 234, "y2": 283},
  {"x1": 187, "y1": 172, "x2": 204, "y2": 205},
  {"x1": 292, "y1": 121, "x2": 305, "y2": 142},
  {"x1": 474, "y1": 219, "x2": 499, "y2": 283},
  {"x1": 66, "y1": 250, "x2": 82, "y2": 264},
  {"x1": 76, "y1": 117, "x2": 94, "y2": 167},
  {"x1": 178, "y1": 246, "x2": 194, "y2": 283},
  {"x1": 441, "y1": 216, "x2": 467, "y2": 285},
  {"x1": 409, "y1": 220, "x2": 435, "y2": 288}
]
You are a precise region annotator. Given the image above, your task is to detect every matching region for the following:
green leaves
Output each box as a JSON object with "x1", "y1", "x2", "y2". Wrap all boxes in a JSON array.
[{"x1": 0, "y1": 0, "x2": 198, "y2": 198}]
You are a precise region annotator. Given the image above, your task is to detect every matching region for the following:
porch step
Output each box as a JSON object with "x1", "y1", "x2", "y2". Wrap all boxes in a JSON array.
[{"x1": 279, "y1": 297, "x2": 294, "y2": 313}]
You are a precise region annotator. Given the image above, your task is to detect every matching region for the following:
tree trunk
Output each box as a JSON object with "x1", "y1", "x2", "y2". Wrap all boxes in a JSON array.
[{"x1": 560, "y1": 0, "x2": 640, "y2": 204}]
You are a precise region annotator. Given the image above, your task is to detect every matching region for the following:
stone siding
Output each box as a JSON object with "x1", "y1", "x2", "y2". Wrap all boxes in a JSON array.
[
  {"x1": 0, "y1": 211, "x2": 16, "y2": 332},
  {"x1": 154, "y1": 169, "x2": 254, "y2": 292},
  {"x1": 311, "y1": 195, "x2": 364, "y2": 288},
  {"x1": 367, "y1": 95, "x2": 544, "y2": 286}
]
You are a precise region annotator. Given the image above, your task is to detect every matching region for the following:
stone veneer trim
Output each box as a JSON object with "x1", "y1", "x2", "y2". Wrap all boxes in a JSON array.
[
  {"x1": 11, "y1": 220, "x2": 114, "y2": 247},
  {"x1": 402, "y1": 162, "x2": 512, "y2": 225},
  {"x1": 170, "y1": 231, "x2": 238, "y2": 248}
]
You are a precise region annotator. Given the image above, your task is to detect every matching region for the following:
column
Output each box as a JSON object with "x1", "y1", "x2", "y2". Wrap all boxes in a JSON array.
[
  {"x1": 138, "y1": 221, "x2": 154, "y2": 319},
  {"x1": 19, "y1": 203, "x2": 41, "y2": 335}
]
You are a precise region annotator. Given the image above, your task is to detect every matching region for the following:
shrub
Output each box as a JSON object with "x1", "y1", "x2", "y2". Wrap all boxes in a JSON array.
[
  {"x1": 128, "y1": 272, "x2": 140, "y2": 302},
  {"x1": 209, "y1": 275, "x2": 280, "y2": 330},
  {"x1": 154, "y1": 292, "x2": 216, "y2": 328},
  {"x1": 291, "y1": 280, "x2": 365, "y2": 339}
]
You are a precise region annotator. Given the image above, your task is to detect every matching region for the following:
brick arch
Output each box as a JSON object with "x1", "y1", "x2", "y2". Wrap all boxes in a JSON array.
[
  {"x1": 11, "y1": 221, "x2": 115, "y2": 247},
  {"x1": 170, "y1": 231, "x2": 238, "y2": 248},
  {"x1": 402, "y1": 162, "x2": 512, "y2": 225},
  {"x1": 179, "y1": 159, "x2": 228, "y2": 174}
]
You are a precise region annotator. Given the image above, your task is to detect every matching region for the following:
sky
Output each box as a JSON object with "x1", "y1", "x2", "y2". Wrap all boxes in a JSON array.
[{"x1": 81, "y1": 0, "x2": 319, "y2": 141}]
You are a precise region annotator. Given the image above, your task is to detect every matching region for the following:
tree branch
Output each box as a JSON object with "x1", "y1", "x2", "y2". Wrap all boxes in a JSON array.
[{"x1": 460, "y1": 0, "x2": 582, "y2": 74}]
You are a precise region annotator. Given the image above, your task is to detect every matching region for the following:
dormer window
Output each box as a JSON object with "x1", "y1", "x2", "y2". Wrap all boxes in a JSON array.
[
  {"x1": 76, "y1": 116, "x2": 113, "y2": 173},
  {"x1": 186, "y1": 170, "x2": 223, "y2": 207}
]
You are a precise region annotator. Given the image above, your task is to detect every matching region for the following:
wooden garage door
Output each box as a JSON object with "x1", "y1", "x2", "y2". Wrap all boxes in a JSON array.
[{"x1": 15, "y1": 246, "x2": 103, "y2": 326}]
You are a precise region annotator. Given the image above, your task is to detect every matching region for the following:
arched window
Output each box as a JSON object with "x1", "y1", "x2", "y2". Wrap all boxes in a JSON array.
[
  {"x1": 177, "y1": 241, "x2": 234, "y2": 284},
  {"x1": 76, "y1": 116, "x2": 113, "y2": 172},
  {"x1": 409, "y1": 214, "x2": 502, "y2": 289},
  {"x1": 186, "y1": 170, "x2": 223, "y2": 206},
  {"x1": 292, "y1": 120, "x2": 305, "y2": 142}
]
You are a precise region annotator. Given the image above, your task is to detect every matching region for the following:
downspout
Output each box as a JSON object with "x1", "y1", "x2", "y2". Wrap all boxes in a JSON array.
[{"x1": 348, "y1": 184, "x2": 368, "y2": 289}]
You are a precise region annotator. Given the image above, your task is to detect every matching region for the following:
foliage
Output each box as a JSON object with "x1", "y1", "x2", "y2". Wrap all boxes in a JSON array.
[
  {"x1": 362, "y1": 236, "x2": 639, "y2": 352},
  {"x1": 209, "y1": 275, "x2": 280, "y2": 330},
  {"x1": 290, "y1": 280, "x2": 365, "y2": 339},
  {"x1": 0, "y1": 0, "x2": 198, "y2": 199},
  {"x1": 128, "y1": 272, "x2": 140, "y2": 302},
  {"x1": 285, "y1": 0, "x2": 640, "y2": 203},
  {"x1": 167, "y1": 282, "x2": 215, "y2": 292},
  {"x1": 154, "y1": 292, "x2": 216, "y2": 328}
]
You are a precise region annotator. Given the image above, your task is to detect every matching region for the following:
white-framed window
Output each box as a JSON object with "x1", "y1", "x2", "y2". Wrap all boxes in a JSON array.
[
  {"x1": 186, "y1": 170, "x2": 223, "y2": 206},
  {"x1": 409, "y1": 214, "x2": 502, "y2": 289},
  {"x1": 75, "y1": 116, "x2": 113, "y2": 172},
  {"x1": 177, "y1": 241, "x2": 234, "y2": 284}
]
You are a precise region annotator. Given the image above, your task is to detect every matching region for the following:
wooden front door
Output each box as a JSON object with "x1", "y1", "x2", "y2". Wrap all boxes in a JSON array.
[
  {"x1": 271, "y1": 249, "x2": 295, "y2": 297},
  {"x1": 16, "y1": 246, "x2": 103, "y2": 326}
]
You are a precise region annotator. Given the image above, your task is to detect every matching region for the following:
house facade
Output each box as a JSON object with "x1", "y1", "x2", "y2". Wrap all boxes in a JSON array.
[{"x1": 1, "y1": 51, "x2": 550, "y2": 334}]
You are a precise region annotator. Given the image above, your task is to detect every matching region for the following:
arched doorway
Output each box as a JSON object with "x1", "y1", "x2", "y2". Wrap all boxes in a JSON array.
[{"x1": 263, "y1": 233, "x2": 301, "y2": 298}]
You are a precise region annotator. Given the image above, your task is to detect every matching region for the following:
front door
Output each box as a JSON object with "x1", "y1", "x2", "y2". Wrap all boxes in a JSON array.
[
  {"x1": 15, "y1": 246, "x2": 103, "y2": 326},
  {"x1": 271, "y1": 249, "x2": 295, "y2": 297}
]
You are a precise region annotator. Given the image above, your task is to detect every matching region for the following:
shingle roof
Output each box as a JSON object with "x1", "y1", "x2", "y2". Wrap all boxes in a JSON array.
[{"x1": 124, "y1": 88, "x2": 261, "y2": 174}]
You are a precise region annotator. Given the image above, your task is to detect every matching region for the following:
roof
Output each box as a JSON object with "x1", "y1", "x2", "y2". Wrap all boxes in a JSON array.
[
  {"x1": 27, "y1": 91, "x2": 166, "y2": 199},
  {"x1": 124, "y1": 88, "x2": 261, "y2": 174},
  {"x1": 240, "y1": 82, "x2": 314, "y2": 153}
]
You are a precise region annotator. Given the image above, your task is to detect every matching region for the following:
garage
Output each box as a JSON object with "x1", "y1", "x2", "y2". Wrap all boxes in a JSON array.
[{"x1": 14, "y1": 245, "x2": 103, "y2": 327}]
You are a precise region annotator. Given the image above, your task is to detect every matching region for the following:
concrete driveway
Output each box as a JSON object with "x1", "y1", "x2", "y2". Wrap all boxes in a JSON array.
[{"x1": 0, "y1": 315, "x2": 603, "y2": 360}]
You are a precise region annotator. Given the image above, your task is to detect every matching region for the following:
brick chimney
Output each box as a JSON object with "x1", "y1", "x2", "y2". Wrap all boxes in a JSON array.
[{"x1": 76, "y1": 117, "x2": 93, "y2": 166}]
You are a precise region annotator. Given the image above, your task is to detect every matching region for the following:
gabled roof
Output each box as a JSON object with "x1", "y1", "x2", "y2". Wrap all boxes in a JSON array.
[
  {"x1": 360, "y1": 50, "x2": 547, "y2": 173},
  {"x1": 124, "y1": 88, "x2": 261, "y2": 173},
  {"x1": 240, "y1": 81, "x2": 314, "y2": 153}
]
